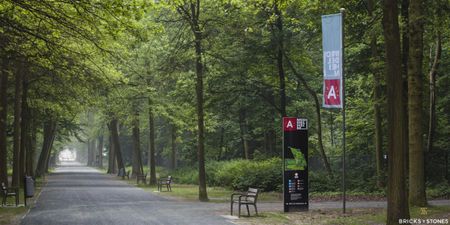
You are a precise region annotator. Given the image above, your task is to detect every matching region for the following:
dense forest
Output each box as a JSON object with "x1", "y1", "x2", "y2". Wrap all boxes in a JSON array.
[{"x1": 0, "y1": 0, "x2": 449, "y2": 224}]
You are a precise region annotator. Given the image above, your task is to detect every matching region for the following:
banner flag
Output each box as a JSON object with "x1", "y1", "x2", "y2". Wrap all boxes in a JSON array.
[{"x1": 322, "y1": 13, "x2": 343, "y2": 108}]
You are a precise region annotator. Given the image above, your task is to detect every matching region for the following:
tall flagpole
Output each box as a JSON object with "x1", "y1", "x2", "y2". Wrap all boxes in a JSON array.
[{"x1": 340, "y1": 7, "x2": 346, "y2": 214}]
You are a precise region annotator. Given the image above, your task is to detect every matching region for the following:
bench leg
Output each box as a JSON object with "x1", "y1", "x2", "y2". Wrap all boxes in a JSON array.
[
  {"x1": 254, "y1": 204, "x2": 258, "y2": 216},
  {"x1": 238, "y1": 203, "x2": 241, "y2": 218},
  {"x1": 230, "y1": 201, "x2": 233, "y2": 216},
  {"x1": 246, "y1": 204, "x2": 250, "y2": 216},
  {"x1": 15, "y1": 194, "x2": 19, "y2": 206}
]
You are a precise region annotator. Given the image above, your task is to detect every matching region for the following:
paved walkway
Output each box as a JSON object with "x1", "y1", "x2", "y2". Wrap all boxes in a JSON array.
[
  {"x1": 21, "y1": 162, "x2": 450, "y2": 225},
  {"x1": 21, "y1": 162, "x2": 231, "y2": 225}
]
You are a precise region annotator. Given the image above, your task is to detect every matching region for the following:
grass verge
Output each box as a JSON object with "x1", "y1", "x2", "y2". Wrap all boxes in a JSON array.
[
  {"x1": 0, "y1": 177, "x2": 46, "y2": 225},
  {"x1": 233, "y1": 206, "x2": 450, "y2": 225},
  {"x1": 122, "y1": 178, "x2": 282, "y2": 203}
]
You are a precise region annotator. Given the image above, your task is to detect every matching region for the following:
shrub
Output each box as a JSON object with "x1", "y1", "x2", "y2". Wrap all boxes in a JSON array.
[
  {"x1": 170, "y1": 158, "x2": 283, "y2": 192},
  {"x1": 215, "y1": 158, "x2": 282, "y2": 191}
]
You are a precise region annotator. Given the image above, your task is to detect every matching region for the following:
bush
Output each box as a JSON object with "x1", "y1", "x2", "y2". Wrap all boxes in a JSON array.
[
  {"x1": 214, "y1": 158, "x2": 282, "y2": 191},
  {"x1": 170, "y1": 158, "x2": 283, "y2": 192},
  {"x1": 309, "y1": 171, "x2": 340, "y2": 192}
]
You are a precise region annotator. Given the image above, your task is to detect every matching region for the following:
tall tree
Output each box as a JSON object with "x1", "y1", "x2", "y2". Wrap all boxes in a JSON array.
[
  {"x1": 12, "y1": 63, "x2": 23, "y2": 187},
  {"x1": 131, "y1": 108, "x2": 143, "y2": 177},
  {"x1": 426, "y1": 34, "x2": 441, "y2": 152},
  {"x1": 148, "y1": 98, "x2": 157, "y2": 185},
  {"x1": 407, "y1": 0, "x2": 426, "y2": 206},
  {"x1": 97, "y1": 134, "x2": 104, "y2": 168},
  {"x1": 382, "y1": 0, "x2": 410, "y2": 223},
  {"x1": 107, "y1": 132, "x2": 116, "y2": 174},
  {"x1": 0, "y1": 55, "x2": 8, "y2": 186},
  {"x1": 35, "y1": 119, "x2": 57, "y2": 177},
  {"x1": 175, "y1": 0, "x2": 208, "y2": 201},
  {"x1": 109, "y1": 118, "x2": 124, "y2": 171},
  {"x1": 170, "y1": 124, "x2": 177, "y2": 170},
  {"x1": 274, "y1": 1, "x2": 286, "y2": 117},
  {"x1": 284, "y1": 54, "x2": 333, "y2": 177},
  {"x1": 368, "y1": 0, "x2": 385, "y2": 188}
]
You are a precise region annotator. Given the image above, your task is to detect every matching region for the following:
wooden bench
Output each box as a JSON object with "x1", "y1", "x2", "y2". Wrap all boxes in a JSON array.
[
  {"x1": 230, "y1": 188, "x2": 259, "y2": 217},
  {"x1": 118, "y1": 168, "x2": 130, "y2": 180},
  {"x1": 1, "y1": 182, "x2": 19, "y2": 207},
  {"x1": 136, "y1": 172, "x2": 147, "y2": 184},
  {"x1": 157, "y1": 176, "x2": 172, "y2": 192}
]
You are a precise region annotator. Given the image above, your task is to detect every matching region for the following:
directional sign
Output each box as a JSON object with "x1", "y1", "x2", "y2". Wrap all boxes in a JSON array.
[{"x1": 283, "y1": 117, "x2": 308, "y2": 212}]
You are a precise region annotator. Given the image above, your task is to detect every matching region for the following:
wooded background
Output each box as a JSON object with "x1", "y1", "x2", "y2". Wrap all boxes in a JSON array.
[{"x1": 0, "y1": 1, "x2": 449, "y2": 224}]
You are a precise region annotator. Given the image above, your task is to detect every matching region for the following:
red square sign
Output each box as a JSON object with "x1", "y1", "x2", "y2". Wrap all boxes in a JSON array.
[
  {"x1": 283, "y1": 117, "x2": 297, "y2": 131},
  {"x1": 324, "y1": 79, "x2": 341, "y2": 107}
]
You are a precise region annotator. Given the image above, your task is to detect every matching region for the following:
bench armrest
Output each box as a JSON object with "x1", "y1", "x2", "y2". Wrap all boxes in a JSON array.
[
  {"x1": 231, "y1": 192, "x2": 245, "y2": 201},
  {"x1": 5, "y1": 186, "x2": 19, "y2": 193}
]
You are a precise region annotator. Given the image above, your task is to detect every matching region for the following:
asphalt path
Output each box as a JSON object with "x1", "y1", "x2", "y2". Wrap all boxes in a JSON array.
[
  {"x1": 21, "y1": 162, "x2": 450, "y2": 225},
  {"x1": 21, "y1": 162, "x2": 232, "y2": 225}
]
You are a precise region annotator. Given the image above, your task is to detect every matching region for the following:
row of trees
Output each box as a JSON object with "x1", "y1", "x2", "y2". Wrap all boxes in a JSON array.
[{"x1": 1, "y1": 1, "x2": 449, "y2": 224}]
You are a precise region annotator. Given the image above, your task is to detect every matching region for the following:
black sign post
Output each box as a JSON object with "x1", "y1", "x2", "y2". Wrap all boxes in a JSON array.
[{"x1": 283, "y1": 117, "x2": 308, "y2": 212}]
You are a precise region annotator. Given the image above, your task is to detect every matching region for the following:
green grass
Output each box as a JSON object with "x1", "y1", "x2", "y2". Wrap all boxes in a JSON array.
[
  {"x1": 0, "y1": 177, "x2": 46, "y2": 225},
  {"x1": 121, "y1": 177, "x2": 282, "y2": 203},
  {"x1": 0, "y1": 207, "x2": 27, "y2": 225},
  {"x1": 151, "y1": 184, "x2": 282, "y2": 202},
  {"x1": 233, "y1": 206, "x2": 450, "y2": 225},
  {"x1": 324, "y1": 206, "x2": 450, "y2": 225}
]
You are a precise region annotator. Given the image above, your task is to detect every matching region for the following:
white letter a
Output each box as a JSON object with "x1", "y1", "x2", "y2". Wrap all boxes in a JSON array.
[
  {"x1": 328, "y1": 86, "x2": 337, "y2": 99},
  {"x1": 286, "y1": 121, "x2": 293, "y2": 128}
]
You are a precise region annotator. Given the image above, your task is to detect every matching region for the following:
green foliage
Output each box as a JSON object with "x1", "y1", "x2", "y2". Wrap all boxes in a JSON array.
[
  {"x1": 426, "y1": 181, "x2": 450, "y2": 199},
  {"x1": 170, "y1": 158, "x2": 282, "y2": 191}
]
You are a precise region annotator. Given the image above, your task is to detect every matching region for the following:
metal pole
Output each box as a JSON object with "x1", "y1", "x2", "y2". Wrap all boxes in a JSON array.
[{"x1": 340, "y1": 7, "x2": 346, "y2": 214}]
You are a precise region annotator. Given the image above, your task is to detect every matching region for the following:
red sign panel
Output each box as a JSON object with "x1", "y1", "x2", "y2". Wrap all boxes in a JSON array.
[
  {"x1": 283, "y1": 117, "x2": 297, "y2": 131},
  {"x1": 323, "y1": 79, "x2": 341, "y2": 107}
]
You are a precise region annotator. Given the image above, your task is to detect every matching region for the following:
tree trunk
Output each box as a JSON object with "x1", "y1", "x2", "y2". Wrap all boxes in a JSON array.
[
  {"x1": 132, "y1": 110, "x2": 143, "y2": 177},
  {"x1": 171, "y1": 124, "x2": 177, "y2": 170},
  {"x1": 382, "y1": 0, "x2": 410, "y2": 223},
  {"x1": 427, "y1": 34, "x2": 441, "y2": 152},
  {"x1": 12, "y1": 66, "x2": 23, "y2": 187},
  {"x1": 368, "y1": 0, "x2": 385, "y2": 188},
  {"x1": 26, "y1": 122, "x2": 36, "y2": 177},
  {"x1": 239, "y1": 109, "x2": 250, "y2": 159},
  {"x1": 194, "y1": 24, "x2": 208, "y2": 202},
  {"x1": 20, "y1": 76, "x2": 29, "y2": 180},
  {"x1": 35, "y1": 119, "x2": 57, "y2": 177},
  {"x1": 107, "y1": 131, "x2": 115, "y2": 174},
  {"x1": 97, "y1": 135, "x2": 104, "y2": 168},
  {"x1": 401, "y1": 0, "x2": 410, "y2": 194},
  {"x1": 284, "y1": 54, "x2": 333, "y2": 177},
  {"x1": 87, "y1": 112, "x2": 95, "y2": 166},
  {"x1": 176, "y1": 0, "x2": 208, "y2": 201},
  {"x1": 274, "y1": 3, "x2": 286, "y2": 117},
  {"x1": 0, "y1": 55, "x2": 8, "y2": 186},
  {"x1": 109, "y1": 118, "x2": 124, "y2": 171},
  {"x1": 148, "y1": 98, "x2": 157, "y2": 185},
  {"x1": 408, "y1": 0, "x2": 426, "y2": 207},
  {"x1": 217, "y1": 127, "x2": 224, "y2": 160},
  {"x1": 87, "y1": 140, "x2": 92, "y2": 166}
]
